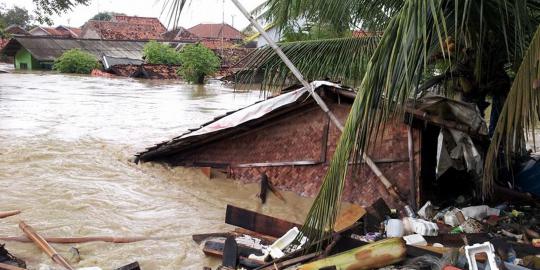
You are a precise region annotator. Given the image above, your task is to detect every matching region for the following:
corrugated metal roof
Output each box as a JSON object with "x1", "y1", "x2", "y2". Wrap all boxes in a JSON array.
[
  {"x1": 135, "y1": 81, "x2": 349, "y2": 162},
  {"x1": 1, "y1": 36, "x2": 149, "y2": 61}
]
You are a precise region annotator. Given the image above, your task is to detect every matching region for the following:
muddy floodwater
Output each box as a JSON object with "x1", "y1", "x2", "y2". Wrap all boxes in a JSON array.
[{"x1": 0, "y1": 68, "x2": 315, "y2": 269}]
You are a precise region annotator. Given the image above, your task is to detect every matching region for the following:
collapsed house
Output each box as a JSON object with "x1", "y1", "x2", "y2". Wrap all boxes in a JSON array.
[{"x1": 136, "y1": 81, "x2": 491, "y2": 208}]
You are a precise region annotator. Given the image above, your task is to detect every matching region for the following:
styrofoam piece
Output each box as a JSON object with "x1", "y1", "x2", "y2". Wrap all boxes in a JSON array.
[
  {"x1": 444, "y1": 208, "x2": 465, "y2": 226},
  {"x1": 461, "y1": 205, "x2": 500, "y2": 220},
  {"x1": 248, "y1": 226, "x2": 307, "y2": 261},
  {"x1": 403, "y1": 234, "x2": 427, "y2": 246},
  {"x1": 386, "y1": 219, "x2": 405, "y2": 237},
  {"x1": 417, "y1": 201, "x2": 433, "y2": 219},
  {"x1": 464, "y1": 242, "x2": 499, "y2": 270},
  {"x1": 402, "y1": 217, "x2": 438, "y2": 236}
]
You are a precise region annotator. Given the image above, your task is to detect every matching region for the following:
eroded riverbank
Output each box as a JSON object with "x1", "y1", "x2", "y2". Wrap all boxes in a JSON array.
[{"x1": 0, "y1": 71, "x2": 314, "y2": 269}]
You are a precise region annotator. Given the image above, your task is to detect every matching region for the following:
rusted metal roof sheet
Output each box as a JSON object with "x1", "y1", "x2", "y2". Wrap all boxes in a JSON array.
[
  {"x1": 135, "y1": 81, "x2": 349, "y2": 162},
  {"x1": 1, "y1": 36, "x2": 149, "y2": 61}
]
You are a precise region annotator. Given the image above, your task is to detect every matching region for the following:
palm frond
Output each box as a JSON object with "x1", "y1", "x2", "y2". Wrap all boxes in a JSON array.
[
  {"x1": 264, "y1": 0, "x2": 404, "y2": 31},
  {"x1": 483, "y1": 24, "x2": 540, "y2": 196},
  {"x1": 237, "y1": 36, "x2": 380, "y2": 90},
  {"x1": 297, "y1": 0, "x2": 540, "y2": 249},
  {"x1": 160, "y1": 0, "x2": 190, "y2": 29}
]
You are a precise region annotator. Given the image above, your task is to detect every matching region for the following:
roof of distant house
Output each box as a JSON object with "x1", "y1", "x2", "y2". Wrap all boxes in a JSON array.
[
  {"x1": 28, "y1": 26, "x2": 81, "y2": 38},
  {"x1": 352, "y1": 30, "x2": 383, "y2": 37},
  {"x1": 161, "y1": 27, "x2": 199, "y2": 41},
  {"x1": 81, "y1": 15, "x2": 167, "y2": 40},
  {"x1": 1, "y1": 36, "x2": 149, "y2": 61},
  {"x1": 5, "y1": 25, "x2": 29, "y2": 35},
  {"x1": 188, "y1": 23, "x2": 244, "y2": 40}
]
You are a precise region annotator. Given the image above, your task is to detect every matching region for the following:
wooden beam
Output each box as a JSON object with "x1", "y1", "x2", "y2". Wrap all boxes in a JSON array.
[{"x1": 225, "y1": 205, "x2": 300, "y2": 238}]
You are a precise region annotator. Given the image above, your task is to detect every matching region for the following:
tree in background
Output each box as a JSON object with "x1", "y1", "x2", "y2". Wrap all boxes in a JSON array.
[
  {"x1": 142, "y1": 41, "x2": 182, "y2": 65},
  {"x1": 90, "y1": 11, "x2": 126, "y2": 21},
  {"x1": 53, "y1": 49, "x2": 100, "y2": 74},
  {"x1": 30, "y1": 0, "x2": 89, "y2": 24},
  {"x1": 0, "y1": 5, "x2": 33, "y2": 30},
  {"x1": 177, "y1": 44, "x2": 220, "y2": 84}
]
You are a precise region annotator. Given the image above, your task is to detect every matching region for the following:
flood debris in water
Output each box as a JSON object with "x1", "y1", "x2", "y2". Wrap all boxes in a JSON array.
[
  {"x1": 0, "y1": 244, "x2": 26, "y2": 269},
  {"x1": 198, "y1": 198, "x2": 540, "y2": 270}
]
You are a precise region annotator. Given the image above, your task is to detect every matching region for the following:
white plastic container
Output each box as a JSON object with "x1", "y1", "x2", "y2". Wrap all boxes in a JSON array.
[
  {"x1": 461, "y1": 205, "x2": 500, "y2": 220},
  {"x1": 386, "y1": 219, "x2": 405, "y2": 237}
]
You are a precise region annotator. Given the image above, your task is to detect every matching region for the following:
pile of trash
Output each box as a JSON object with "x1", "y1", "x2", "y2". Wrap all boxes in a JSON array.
[{"x1": 197, "y1": 200, "x2": 540, "y2": 270}]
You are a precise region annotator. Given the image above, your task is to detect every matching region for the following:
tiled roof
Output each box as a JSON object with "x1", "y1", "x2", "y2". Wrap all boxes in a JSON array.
[
  {"x1": 161, "y1": 27, "x2": 198, "y2": 41},
  {"x1": 81, "y1": 16, "x2": 167, "y2": 40},
  {"x1": 188, "y1": 23, "x2": 244, "y2": 40},
  {"x1": 28, "y1": 26, "x2": 81, "y2": 38},
  {"x1": 5, "y1": 25, "x2": 29, "y2": 35}
]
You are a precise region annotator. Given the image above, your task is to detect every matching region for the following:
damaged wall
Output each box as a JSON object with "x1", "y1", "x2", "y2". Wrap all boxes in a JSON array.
[{"x1": 164, "y1": 99, "x2": 421, "y2": 207}]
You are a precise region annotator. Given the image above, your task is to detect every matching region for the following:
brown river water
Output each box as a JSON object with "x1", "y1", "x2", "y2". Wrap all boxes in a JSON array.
[{"x1": 0, "y1": 68, "x2": 315, "y2": 269}]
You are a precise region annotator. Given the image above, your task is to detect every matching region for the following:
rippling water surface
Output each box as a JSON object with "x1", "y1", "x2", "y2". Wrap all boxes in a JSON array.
[{"x1": 0, "y1": 68, "x2": 313, "y2": 269}]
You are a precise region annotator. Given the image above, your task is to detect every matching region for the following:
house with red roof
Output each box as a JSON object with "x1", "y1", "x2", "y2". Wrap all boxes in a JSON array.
[
  {"x1": 28, "y1": 26, "x2": 81, "y2": 38},
  {"x1": 80, "y1": 15, "x2": 167, "y2": 40},
  {"x1": 187, "y1": 23, "x2": 244, "y2": 42}
]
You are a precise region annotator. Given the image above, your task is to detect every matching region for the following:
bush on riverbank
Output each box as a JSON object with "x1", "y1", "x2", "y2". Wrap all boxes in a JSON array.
[
  {"x1": 177, "y1": 44, "x2": 220, "y2": 84},
  {"x1": 143, "y1": 41, "x2": 182, "y2": 65},
  {"x1": 53, "y1": 49, "x2": 100, "y2": 74}
]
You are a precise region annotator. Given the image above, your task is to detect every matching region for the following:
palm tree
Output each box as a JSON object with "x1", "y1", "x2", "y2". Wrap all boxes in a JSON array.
[{"x1": 167, "y1": 0, "x2": 540, "y2": 246}]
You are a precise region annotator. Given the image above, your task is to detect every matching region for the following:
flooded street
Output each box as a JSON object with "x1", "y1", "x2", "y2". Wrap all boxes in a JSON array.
[{"x1": 0, "y1": 70, "x2": 314, "y2": 269}]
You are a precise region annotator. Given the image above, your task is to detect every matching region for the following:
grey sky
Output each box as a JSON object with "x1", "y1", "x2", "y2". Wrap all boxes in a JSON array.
[{"x1": 1, "y1": 0, "x2": 265, "y2": 30}]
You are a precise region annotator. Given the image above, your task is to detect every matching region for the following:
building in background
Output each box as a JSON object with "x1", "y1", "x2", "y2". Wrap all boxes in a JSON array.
[
  {"x1": 80, "y1": 15, "x2": 167, "y2": 40},
  {"x1": 28, "y1": 26, "x2": 81, "y2": 38},
  {"x1": 188, "y1": 23, "x2": 244, "y2": 42}
]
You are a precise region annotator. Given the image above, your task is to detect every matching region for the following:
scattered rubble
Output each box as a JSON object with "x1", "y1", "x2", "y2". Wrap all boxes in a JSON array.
[{"x1": 196, "y1": 198, "x2": 539, "y2": 270}]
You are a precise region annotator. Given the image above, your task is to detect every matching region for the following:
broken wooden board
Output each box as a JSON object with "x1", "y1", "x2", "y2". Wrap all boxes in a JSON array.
[
  {"x1": 225, "y1": 205, "x2": 300, "y2": 238},
  {"x1": 114, "y1": 262, "x2": 140, "y2": 270},
  {"x1": 222, "y1": 236, "x2": 238, "y2": 268},
  {"x1": 334, "y1": 204, "x2": 366, "y2": 232},
  {"x1": 192, "y1": 232, "x2": 231, "y2": 244},
  {"x1": 0, "y1": 263, "x2": 26, "y2": 270},
  {"x1": 203, "y1": 239, "x2": 264, "y2": 269}
]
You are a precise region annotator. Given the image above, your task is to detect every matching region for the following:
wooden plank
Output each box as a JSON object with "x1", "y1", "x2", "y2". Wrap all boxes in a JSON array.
[
  {"x1": 225, "y1": 205, "x2": 300, "y2": 238},
  {"x1": 258, "y1": 252, "x2": 321, "y2": 270},
  {"x1": 0, "y1": 263, "x2": 26, "y2": 270},
  {"x1": 192, "y1": 232, "x2": 232, "y2": 244},
  {"x1": 114, "y1": 262, "x2": 140, "y2": 270},
  {"x1": 334, "y1": 204, "x2": 366, "y2": 232},
  {"x1": 222, "y1": 236, "x2": 238, "y2": 268},
  {"x1": 203, "y1": 240, "x2": 264, "y2": 269}
]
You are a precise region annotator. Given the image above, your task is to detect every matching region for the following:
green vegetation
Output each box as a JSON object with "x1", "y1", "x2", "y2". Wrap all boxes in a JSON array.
[
  {"x1": 30, "y1": 0, "x2": 89, "y2": 24},
  {"x1": 143, "y1": 41, "x2": 182, "y2": 65},
  {"x1": 90, "y1": 11, "x2": 125, "y2": 21},
  {"x1": 53, "y1": 49, "x2": 100, "y2": 74},
  {"x1": 177, "y1": 44, "x2": 220, "y2": 84},
  {"x1": 0, "y1": 5, "x2": 33, "y2": 35}
]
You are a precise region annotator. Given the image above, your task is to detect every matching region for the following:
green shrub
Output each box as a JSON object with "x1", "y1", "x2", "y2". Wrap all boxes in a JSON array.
[
  {"x1": 53, "y1": 49, "x2": 100, "y2": 74},
  {"x1": 177, "y1": 44, "x2": 221, "y2": 84},
  {"x1": 143, "y1": 40, "x2": 182, "y2": 65}
]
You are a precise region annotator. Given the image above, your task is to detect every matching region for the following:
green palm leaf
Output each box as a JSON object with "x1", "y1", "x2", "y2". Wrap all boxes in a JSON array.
[
  {"x1": 238, "y1": 36, "x2": 380, "y2": 90},
  {"x1": 484, "y1": 24, "x2": 540, "y2": 196}
]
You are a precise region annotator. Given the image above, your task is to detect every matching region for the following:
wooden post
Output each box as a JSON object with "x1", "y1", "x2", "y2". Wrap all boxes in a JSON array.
[
  {"x1": 408, "y1": 126, "x2": 417, "y2": 209},
  {"x1": 19, "y1": 221, "x2": 74, "y2": 270}
]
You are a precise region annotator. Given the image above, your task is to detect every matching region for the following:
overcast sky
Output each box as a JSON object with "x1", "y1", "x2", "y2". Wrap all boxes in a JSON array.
[{"x1": 1, "y1": 0, "x2": 265, "y2": 30}]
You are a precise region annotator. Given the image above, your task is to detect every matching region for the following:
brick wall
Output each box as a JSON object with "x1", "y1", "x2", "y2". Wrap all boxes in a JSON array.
[{"x1": 171, "y1": 100, "x2": 421, "y2": 207}]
